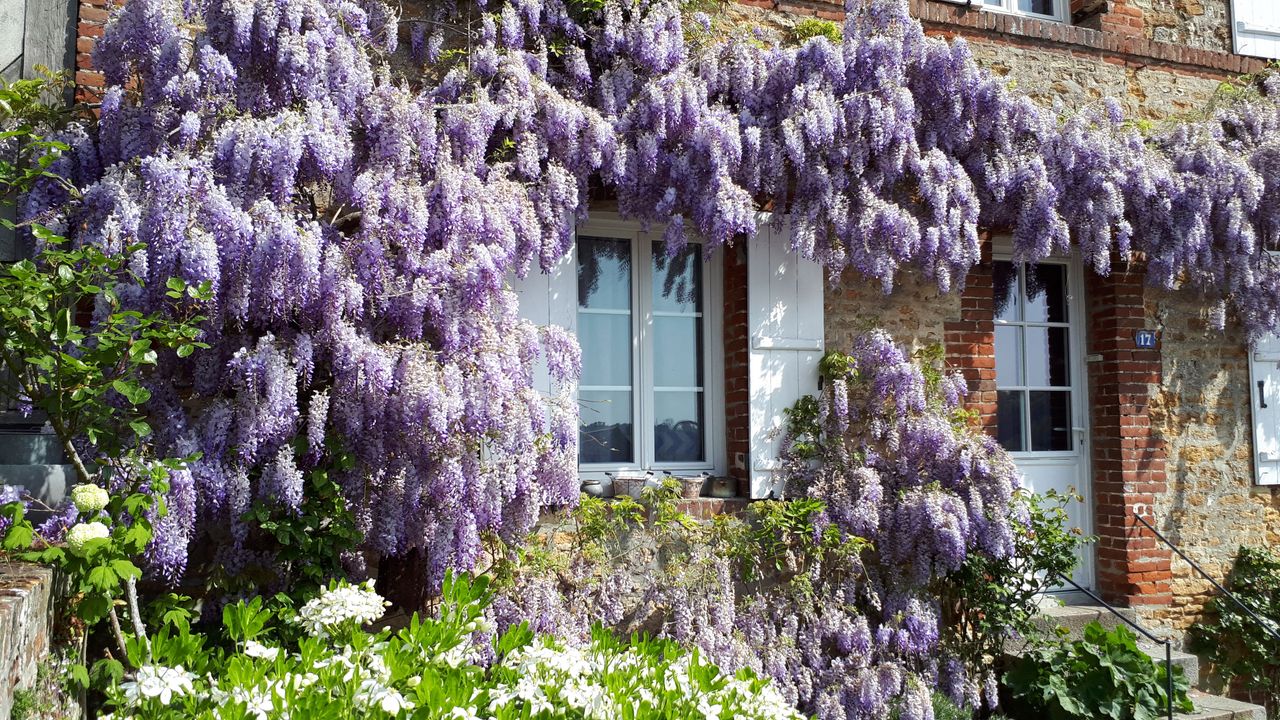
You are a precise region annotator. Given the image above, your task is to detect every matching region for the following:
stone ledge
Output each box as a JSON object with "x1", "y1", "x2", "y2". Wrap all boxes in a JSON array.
[{"x1": 0, "y1": 563, "x2": 54, "y2": 720}]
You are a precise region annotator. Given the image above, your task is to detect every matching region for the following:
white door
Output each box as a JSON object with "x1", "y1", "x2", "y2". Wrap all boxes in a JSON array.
[{"x1": 993, "y1": 257, "x2": 1095, "y2": 591}]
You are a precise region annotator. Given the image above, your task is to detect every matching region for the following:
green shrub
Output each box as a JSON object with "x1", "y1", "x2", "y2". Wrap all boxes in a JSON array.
[
  {"x1": 791, "y1": 18, "x2": 841, "y2": 44},
  {"x1": 1188, "y1": 545, "x2": 1280, "y2": 716},
  {"x1": 1003, "y1": 622, "x2": 1193, "y2": 720}
]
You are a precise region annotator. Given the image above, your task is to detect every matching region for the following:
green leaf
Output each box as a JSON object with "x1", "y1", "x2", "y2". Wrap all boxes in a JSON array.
[
  {"x1": 69, "y1": 663, "x2": 90, "y2": 689},
  {"x1": 111, "y1": 559, "x2": 142, "y2": 581}
]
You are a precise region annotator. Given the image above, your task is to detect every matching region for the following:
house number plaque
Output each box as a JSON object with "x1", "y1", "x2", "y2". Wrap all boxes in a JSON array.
[{"x1": 1134, "y1": 330, "x2": 1157, "y2": 349}]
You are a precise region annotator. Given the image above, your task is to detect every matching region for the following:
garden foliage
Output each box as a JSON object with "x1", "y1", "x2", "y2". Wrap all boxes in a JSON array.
[
  {"x1": 1003, "y1": 622, "x2": 1194, "y2": 720},
  {"x1": 1189, "y1": 545, "x2": 1280, "y2": 717},
  {"x1": 95, "y1": 573, "x2": 804, "y2": 720}
]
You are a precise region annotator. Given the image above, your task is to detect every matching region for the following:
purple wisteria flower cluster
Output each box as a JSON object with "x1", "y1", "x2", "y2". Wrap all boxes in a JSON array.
[{"x1": 23, "y1": 0, "x2": 1280, "y2": 597}]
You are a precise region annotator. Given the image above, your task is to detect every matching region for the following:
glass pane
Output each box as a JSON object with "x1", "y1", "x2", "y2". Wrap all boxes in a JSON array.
[
  {"x1": 579, "y1": 390, "x2": 633, "y2": 463},
  {"x1": 653, "y1": 317, "x2": 703, "y2": 388},
  {"x1": 995, "y1": 325, "x2": 1023, "y2": 387},
  {"x1": 1029, "y1": 391, "x2": 1072, "y2": 451},
  {"x1": 997, "y1": 390, "x2": 1025, "y2": 452},
  {"x1": 652, "y1": 243, "x2": 702, "y2": 314},
  {"x1": 993, "y1": 261, "x2": 1020, "y2": 322},
  {"x1": 1025, "y1": 264, "x2": 1068, "y2": 323},
  {"x1": 578, "y1": 314, "x2": 632, "y2": 387},
  {"x1": 654, "y1": 391, "x2": 705, "y2": 463},
  {"x1": 1025, "y1": 327, "x2": 1070, "y2": 387},
  {"x1": 1017, "y1": 0, "x2": 1055, "y2": 15},
  {"x1": 578, "y1": 237, "x2": 632, "y2": 310}
]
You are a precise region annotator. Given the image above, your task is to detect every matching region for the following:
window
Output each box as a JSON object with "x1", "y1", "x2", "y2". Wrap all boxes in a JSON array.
[
  {"x1": 576, "y1": 228, "x2": 722, "y2": 475},
  {"x1": 994, "y1": 261, "x2": 1075, "y2": 452},
  {"x1": 982, "y1": 0, "x2": 1066, "y2": 22}
]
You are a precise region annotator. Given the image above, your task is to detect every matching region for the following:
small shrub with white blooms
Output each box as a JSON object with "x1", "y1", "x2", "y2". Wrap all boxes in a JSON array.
[{"x1": 98, "y1": 573, "x2": 809, "y2": 719}]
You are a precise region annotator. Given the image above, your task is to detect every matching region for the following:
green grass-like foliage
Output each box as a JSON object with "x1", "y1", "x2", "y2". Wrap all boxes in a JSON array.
[{"x1": 1003, "y1": 622, "x2": 1193, "y2": 720}]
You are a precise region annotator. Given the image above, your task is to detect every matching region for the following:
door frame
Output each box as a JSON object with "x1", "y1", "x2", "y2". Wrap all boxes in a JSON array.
[{"x1": 991, "y1": 241, "x2": 1096, "y2": 594}]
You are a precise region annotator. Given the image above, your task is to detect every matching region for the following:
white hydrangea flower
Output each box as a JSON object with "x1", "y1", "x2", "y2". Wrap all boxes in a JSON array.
[
  {"x1": 293, "y1": 581, "x2": 389, "y2": 638},
  {"x1": 243, "y1": 640, "x2": 280, "y2": 661},
  {"x1": 449, "y1": 707, "x2": 480, "y2": 720},
  {"x1": 119, "y1": 665, "x2": 195, "y2": 706},
  {"x1": 70, "y1": 483, "x2": 110, "y2": 513},
  {"x1": 65, "y1": 521, "x2": 111, "y2": 557}
]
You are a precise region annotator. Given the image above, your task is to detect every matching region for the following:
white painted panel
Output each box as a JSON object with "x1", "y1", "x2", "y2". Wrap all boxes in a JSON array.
[
  {"x1": 1251, "y1": 331, "x2": 1280, "y2": 486},
  {"x1": 1233, "y1": 0, "x2": 1280, "y2": 60},
  {"x1": 748, "y1": 217, "x2": 824, "y2": 499}
]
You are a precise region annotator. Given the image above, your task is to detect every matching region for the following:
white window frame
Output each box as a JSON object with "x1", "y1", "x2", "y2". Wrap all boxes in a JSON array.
[
  {"x1": 575, "y1": 216, "x2": 726, "y2": 480},
  {"x1": 979, "y1": 0, "x2": 1069, "y2": 24}
]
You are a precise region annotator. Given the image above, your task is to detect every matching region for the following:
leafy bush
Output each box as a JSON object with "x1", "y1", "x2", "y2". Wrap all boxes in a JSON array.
[
  {"x1": 1003, "y1": 622, "x2": 1193, "y2": 720},
  {"x1": 97, "y1": 574, "x2": 805, "y2": 720},
  {"x1": 1189, "y1": 545, "x2": 1280, "y2": 716},
  {"x1": 791, "y1": 18, "x2": 842, "y2": 44}
]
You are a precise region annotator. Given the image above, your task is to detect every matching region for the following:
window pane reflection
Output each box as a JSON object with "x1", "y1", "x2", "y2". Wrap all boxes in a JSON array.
[
  {"x1": 1024, "y1": 326, "x2": 1070, "y2": 387},
  {"x1": 652, "y1": 244, "x2": 702, "y2": 314},
  {"x1": 654, "y1": 391, "x2": 704, "y2": 462},
  {"x1": 579, "y1": 390, "x2": 634, "y2": 463},
  {"x1": 995, "y1": 325, "x2": 1023, "y2": 386},
  {"x1": 578, "y1": 237, "x2": 632, "y2": 309},
  {"x1": 654, "y1": 318, "x2": 703, "y2": 387},
  {"x1": 994, "y1": 261, "x2": 1020, "y2": 322},
  {"x1": 578, "y1": 314, "x2": 632, "y2": 386},
  {"x1": 1017, "y1": 0, "x2": 1056, "y2": 15}
]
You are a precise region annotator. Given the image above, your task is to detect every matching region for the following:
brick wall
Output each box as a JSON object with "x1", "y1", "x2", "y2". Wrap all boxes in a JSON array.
[
  {"x1": 944, "y1": 236, "x2": 996, "y2": 433},
  {"x1": 1086, "y1": 263, "x2": 1173, "y2": 608},
  {"x1": 74, "y1": 0, "x2": 107, "y2": 106},
  {"x1": 724, "y1": 243, "x2": 750, "y2": 483}
]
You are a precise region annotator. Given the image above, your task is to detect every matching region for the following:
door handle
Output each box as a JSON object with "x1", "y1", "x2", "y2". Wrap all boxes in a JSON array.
[{"x1": 1260, "y1": 380, "x2": 1269, "y2": 409}]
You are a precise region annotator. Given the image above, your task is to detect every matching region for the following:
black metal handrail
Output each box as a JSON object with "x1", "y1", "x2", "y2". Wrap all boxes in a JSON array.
[
  {"x1": 1055, "y1": 572, "x2": 1176, "y2": 720},
  {"x1": 1134, "y1": 512, "x2": 1280, "y2": 646}
]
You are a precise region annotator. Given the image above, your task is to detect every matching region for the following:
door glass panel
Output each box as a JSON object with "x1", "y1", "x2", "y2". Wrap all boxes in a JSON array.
[
  {"x1": 578, "y1": 314, "x2": 632, "y2": 386},
  {"x1": 654, "y1": 391, "x2": 705, "y2": 462},
  {"x1": 997, "y1": 390, "x2": 1025, "y2": 452},
  {"x1": 1029, "y1": 391, "x2": 1072, "y2": 451},
  {"x1": 995, "y1": 325, "x2": 1023, "y2": 386},
  {"x1": 1024, "y1": 326, "x2": 1070, "y2": 387},
  {"x1": 1025, "y1": 264, "x2": 1068, "y2": 323},
  {"x1": 993, "y1": 261, "x2": 1020, "y2": 322},
  {"x1": 579, "y1": 390, "x2": 634, "y2": 463}
]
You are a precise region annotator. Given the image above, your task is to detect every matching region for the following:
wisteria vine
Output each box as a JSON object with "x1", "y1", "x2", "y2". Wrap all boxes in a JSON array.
[{"x1": 22, "y1": 0, "x2": 1280, "y2": 602}]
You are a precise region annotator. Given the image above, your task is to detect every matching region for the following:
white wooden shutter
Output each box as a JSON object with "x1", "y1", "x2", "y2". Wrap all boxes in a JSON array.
[
  {"x1": 1233, "y1": 0, "x2": 1280, "y2": 60},
  {"x1": 510, "y1": 240, "x2": 578, "y2": 423},
  {"x1": 747, "y1": 218, "x2": 825, "y2": 499},
  {"x1": 1251, "y1": 332, "x2": 1280, "y2": 486}
]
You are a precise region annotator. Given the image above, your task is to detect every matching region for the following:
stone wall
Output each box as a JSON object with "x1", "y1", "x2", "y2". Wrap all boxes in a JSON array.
[
  {"x1": 1147, "y1": 290, "x2": 1280, "y2": 635},
  {"x1": 0, "y1": 564, "x2": 54, "y2": 719},
  {"x1": 1130, "y1": 0, "x2": 1232, "y2": 54}
]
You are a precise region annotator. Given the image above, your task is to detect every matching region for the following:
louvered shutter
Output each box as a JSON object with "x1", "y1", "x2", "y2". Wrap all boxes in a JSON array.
[
  {"x1": 747, "y1": 218, "x2": 825, "y2": 499},
  {"x1": 1233, "y1": 0, "x2": 1280, "y2": 60}
]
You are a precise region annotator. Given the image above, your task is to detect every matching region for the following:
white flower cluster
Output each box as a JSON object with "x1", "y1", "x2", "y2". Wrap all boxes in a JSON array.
[
  {"x1": 70, "y1": 483, "x2": 110, "y2": 513},
  {"x1": 293, "y1": 580, "x2": 389, "y2": 638},
  {"x1": 118, "y1": 665, "x2": 196, "y2": 706},
  {"x1": 487, "y1": 636, "x2": 805, "y2": 720},
  {"x1": 65, "y1": 521, "x2": 110, "y2": 556}
]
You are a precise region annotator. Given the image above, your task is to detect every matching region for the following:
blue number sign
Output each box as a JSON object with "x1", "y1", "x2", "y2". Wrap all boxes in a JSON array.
[{"x1": 1134, "y1": 330, "x2": 1157, "y2": 349}]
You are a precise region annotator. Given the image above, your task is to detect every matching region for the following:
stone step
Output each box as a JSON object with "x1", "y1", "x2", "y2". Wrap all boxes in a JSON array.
[
  {"x1": 0, "y1": 463, "x2": 75, "y2": 508},
  {"x1": 1179, "y1": 690, "x2": 1267, "y2": 720},
  {"x1": 0, "y1": 432, "x2": 64, "y2": 465},
  {"x1": 1032, "y1": 602, "x2": 1140, "y2": 638}
]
